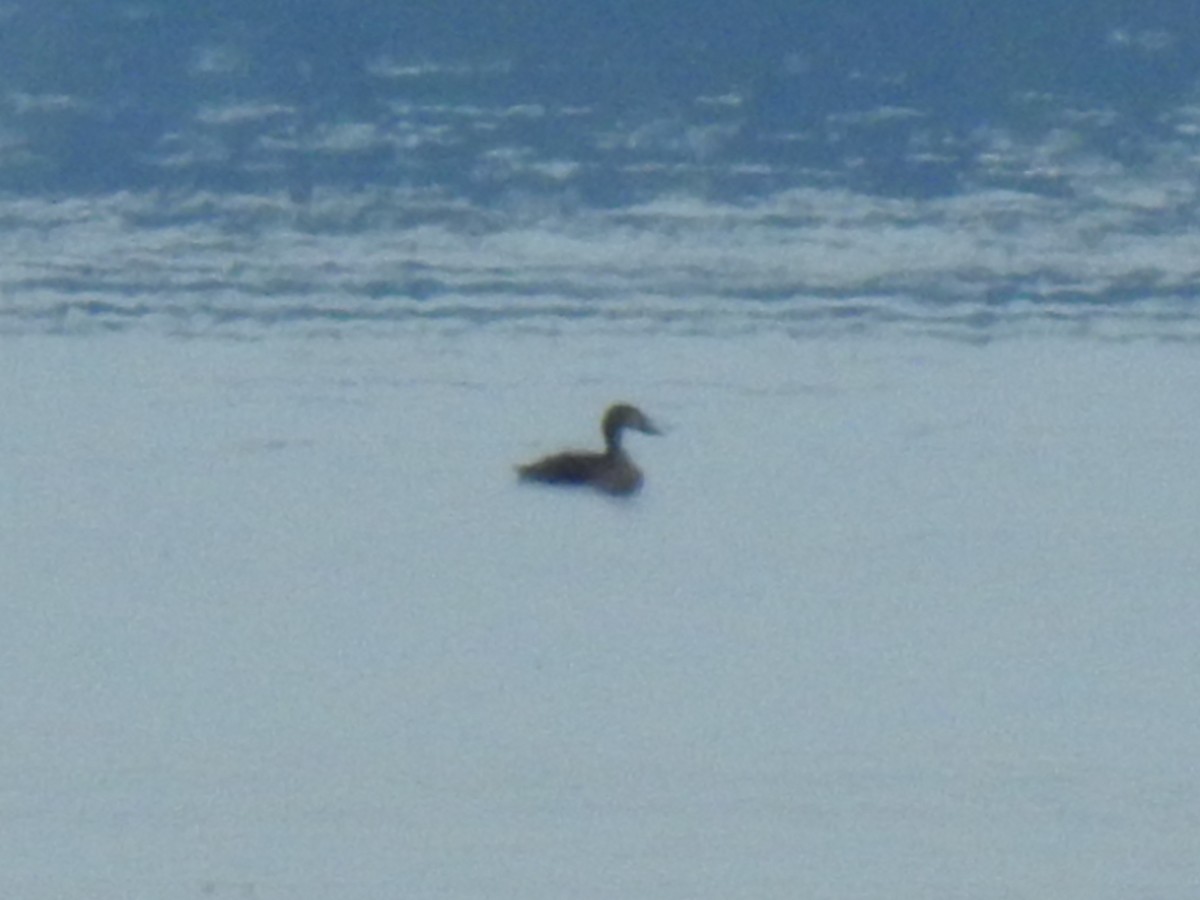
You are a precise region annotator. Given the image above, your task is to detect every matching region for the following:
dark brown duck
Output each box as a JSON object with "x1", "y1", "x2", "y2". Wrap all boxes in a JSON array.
[{"x1": 517, "y1": 403, "x2": 661, "y2": 496}]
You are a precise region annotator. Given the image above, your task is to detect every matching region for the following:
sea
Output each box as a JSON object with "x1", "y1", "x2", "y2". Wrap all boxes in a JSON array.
[{"x1": 2, "y1": 4, "x2": 1199, "y2": 899}]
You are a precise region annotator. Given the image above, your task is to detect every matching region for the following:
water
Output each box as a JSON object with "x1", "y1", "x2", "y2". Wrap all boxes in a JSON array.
[
  {"x1": 3, "y1": 4, "x2": 1200, "y2": 341},
  {"x1": 5, "y1": 184, "x2": 1200, "y2": 341},
  {"x1": 2, "y1": 5, "x2": 1200, "y2": 898},
  {"x1": 4, "y1": 334, "x2": 1198, "y2": 899}
]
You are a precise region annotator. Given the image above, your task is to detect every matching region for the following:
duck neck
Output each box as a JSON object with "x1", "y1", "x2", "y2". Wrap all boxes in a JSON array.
[{"x1": 603, "y1": 423, "x2": 624, "y2": 456}]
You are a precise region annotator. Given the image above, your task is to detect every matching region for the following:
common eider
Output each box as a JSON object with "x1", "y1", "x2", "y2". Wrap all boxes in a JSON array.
[{"x1": 516, "y1": 403, "x2": 661, "y2": 496}]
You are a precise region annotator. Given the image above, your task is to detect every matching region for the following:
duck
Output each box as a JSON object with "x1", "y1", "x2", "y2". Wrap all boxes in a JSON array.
[{"x1": 516, "y1": 403, "x2": 661, "y2": 496}]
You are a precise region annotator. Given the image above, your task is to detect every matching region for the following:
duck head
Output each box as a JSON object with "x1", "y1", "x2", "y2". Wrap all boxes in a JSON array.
[{"x1": 602, "y1": 403, "x2": 661, "y2": 452}]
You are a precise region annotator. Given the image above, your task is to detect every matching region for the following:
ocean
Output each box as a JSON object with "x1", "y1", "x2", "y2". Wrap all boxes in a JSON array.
[{"x1": 2, "y1": 4, "x2": 1199, "y2": 898}]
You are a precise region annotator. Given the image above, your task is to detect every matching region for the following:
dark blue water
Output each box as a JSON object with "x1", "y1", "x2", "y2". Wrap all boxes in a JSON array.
[
  {"x1": 2, "y1": 2, "x2": 1199, "y2": 338},
  {"x1": 6, "y1": 2, "x2": 1198, "y2": 197}
]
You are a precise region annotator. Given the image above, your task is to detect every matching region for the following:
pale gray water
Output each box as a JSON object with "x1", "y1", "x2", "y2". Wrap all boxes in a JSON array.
[{"x1": 3, "y1": 333, "x2": 1197, "y2": 899}]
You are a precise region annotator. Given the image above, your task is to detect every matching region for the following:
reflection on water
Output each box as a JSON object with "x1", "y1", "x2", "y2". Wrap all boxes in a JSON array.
[{"x1": 2, "y1": 186, "x2": 1199, "y2": 342}]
